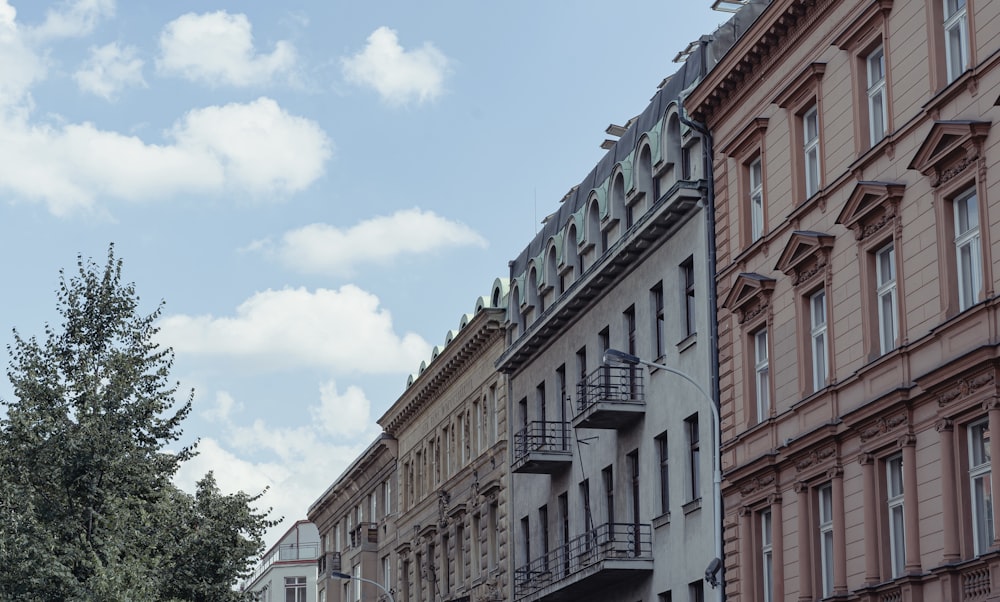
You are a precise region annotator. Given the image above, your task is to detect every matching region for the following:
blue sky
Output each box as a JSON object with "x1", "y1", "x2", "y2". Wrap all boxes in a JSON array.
[{"x1": 0, "y1": 0, "x2": 731, "y2": 543}]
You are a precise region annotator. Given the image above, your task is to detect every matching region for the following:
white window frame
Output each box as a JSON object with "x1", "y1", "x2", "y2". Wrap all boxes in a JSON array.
[
  {"x1": 352, "y1": 563, "x2": 362, "y2": 601},
  {"x1": 886, "y1": 454, "x2": 905, "y2": 578},
  {"x1": 818, "y1": 483, "x2": 834, "y2": 598},
  {"x1": 969, "y1": 418, "x2": 994, "y2": 555},
  {"x1": 866, "y1": 45, "x2": 887, "y2": 145},
  {"x1": 876, "y1": 244, "x2": 898, "y2": 355},
  {"x1": 761, "y1": 509, "x2": 774, "y2": 602},
  {"x1": 944, "y1": 0, "x2": 969, "y2": 83},
  {"x1": 383, "y1": 554, "x2": 392, "y2": 590},
  {"x1": 749, "y1": 157, "x2": 764, "y2": 241},
  {"x1": 754, "y1": 329, "x2": 770, "y2": 421},
  {"x1": 803, "y1": 105, "x2": 821, "y2": 198},
  {"x1": 810, "y1": 289, "x2": 828, "y2": 392},
  {"x1": 955, "y1": 189, "x2": 982, "y2": 311}
]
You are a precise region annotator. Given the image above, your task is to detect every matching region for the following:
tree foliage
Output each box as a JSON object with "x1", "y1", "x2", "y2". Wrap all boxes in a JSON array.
[{"x1": 0, "y1": 247, "x2": 276, "y2": 601}]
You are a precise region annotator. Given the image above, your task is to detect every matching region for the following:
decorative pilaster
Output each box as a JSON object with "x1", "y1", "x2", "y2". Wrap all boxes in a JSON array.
[
  {"x1": 770, "y1": 494, "x2": 785, "y2": 602},
  {"x1": 900, "y1": 434, "x2": 921, "y2": 573},
  {"x1": 831, "y1": 466, "x2": 847, "y2": 595},
  {"x1": 937, "y1": 420, "x2": 960, "y2": 561},
  {"x1": 859, "y1": 454, "x2": 880, "y2": 584},
  {"x1": 796, "y1": 482, "x2": 813, "y2": 601}
]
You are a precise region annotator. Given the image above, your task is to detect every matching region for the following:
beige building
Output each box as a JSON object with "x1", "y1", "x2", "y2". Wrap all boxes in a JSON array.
[
  {"x1": 494, "y1": 27, "x2": 741, "y2": 601},
  {"x1": 309, "y1": 434, "x2": 397, "y2": 602},
  {"x1": 377, "y1": 291, "x2": 511, "y2": 602},
  {"x1": 687, "y1": 0, "x2": 1000, "y2": 600}
]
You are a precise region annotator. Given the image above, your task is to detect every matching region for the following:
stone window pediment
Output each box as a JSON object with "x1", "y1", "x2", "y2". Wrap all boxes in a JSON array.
[
  {"x1": 721, "y1": 117, "x2": 769, "y2": 158},
  {"x1": 833, "y1": 0, "x2": 893, "y2": 52},
  {"x1": 774, "y1": 62, "x2": 826, "y2": 110},
  {"x1": 723, "y1": 272, "x2": 776, "y2": 324},
  {"x1": 775, "y1": 231, "x2": 835, "y2": 287},
  {"x1": 908, "y1": 120, "x2": 991, "y2": 187},
  {"x1": 836, "y1": 181, "x2": 905, "y2": 241}
]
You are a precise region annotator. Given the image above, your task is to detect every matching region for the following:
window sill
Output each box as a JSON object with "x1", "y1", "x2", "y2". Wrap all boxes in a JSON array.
[
  {"x1": 652, "y1": 512, "x2": 671, "y2": 529},
  {"x1": 676, "y1": 333, "x2": 697, "y2": 354},
  {"x1": 682, "y1": 498, "x2": 702, "y2": 515}
]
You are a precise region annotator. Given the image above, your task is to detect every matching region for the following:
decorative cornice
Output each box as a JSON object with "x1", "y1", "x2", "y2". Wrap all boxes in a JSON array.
[
  {"x1": 858, "y1": 413, "x2": 908, "y2": 443},
  {"x1": 795, "y1": 446, "x2": 836, "y2": 472},
  {"x1": 937, "y1": 371, "x2": 995, "y2": 407}
]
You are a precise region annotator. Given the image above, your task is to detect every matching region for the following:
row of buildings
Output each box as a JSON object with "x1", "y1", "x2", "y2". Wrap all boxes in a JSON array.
[{"x1": 248, "y1": 0, "x2": 1000, "y2": 600}]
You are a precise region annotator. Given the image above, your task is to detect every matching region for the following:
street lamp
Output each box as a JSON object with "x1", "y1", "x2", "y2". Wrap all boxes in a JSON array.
[
  {"x1": 331, "y1": 571, "x2": 396, "y2": 602},
  {"x1": 603, "y1": 348, "x2": 723, "y2": 596}
]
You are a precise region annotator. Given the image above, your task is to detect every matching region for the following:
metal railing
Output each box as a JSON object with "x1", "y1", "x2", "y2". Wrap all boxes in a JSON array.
[
  {"x1": 349, "y1": 522, "x2": 378, "y2": 547},
  {"x1": 317, "y1": 552, "x2": 342, "y2": 579},
  {"x1": 513, "y1": 522, "x2": 651, "y2": 599},
  {"x1": 513, "y1": 421, "x2": 571, "y2": 463},
  {"x1": 241, "y1": 541, "x2": 321, "y2": 590},
  {"x1": 576, "y1": 365, "x2": 644, "y2": 413}
]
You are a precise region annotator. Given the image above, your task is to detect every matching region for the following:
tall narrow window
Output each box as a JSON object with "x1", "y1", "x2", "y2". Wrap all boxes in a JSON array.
[
  {"x1": 472, "y1": 514, "x2": 482, "y2": 578},
  {"x1": 867, "y1": 45, "x2": 887, "y2": 145},
  {"x1": 625, "y1": 305, "x2": 638, "y2": 396},
  {"x1": 969, "y1": 419, "x2": 994, "y2": 555},
  {"x1": 818, "y1": 484, "x2": 834, "y2": 598},
  {"x1": 682, "y1": 257, "x2": 696, "y2": 337},
  {"x1": 656, "y1": 431, "x2": 670, "y2": 516},
  {"x1": 955, "y1": 189, "x2": 982, "y2": 311},
  {"x1": 886, "y1": 454, "x2": 905, "y2": 578},
  {"x1": 489, "y1": 384, "x2": 498, "y2": 445},
  {"x1": 558, "y1": 492, "x2": 570, "y2": 576},
  {"x1": 689, "y1": 580, "x2": 705, "y2": 602},
  {"x1": 539, "y1": 505, "x2": 550, "y2": 571},
  {"x1": 761, "y1": 510, "x2": 773, "y2": 602},
  {"x1": 803, "y1": 105, "x2": 821, "y2": 198},
  {"x1": 488, "y1": 502, "x2": 499, "y2": 570},
  {"x1": 944, "y1": 0, "x2": 969, "y2": 83},
  {"x1": 628, "y1": 450, "x2": 641, "y2": 554},
  {"x1": 455, "y1": 524, "x2": 465, "y2": 585},
  {"x1": 520, "y1": 516, "x2": 531, "y2": 567},
  {"x1": 441, "y1": 533, "x2": 451, "y2": 594},
  {"x1": 876, "y1": 244, "x2": 898, "y2": 354},
  {"x1": 402, "y1": 559, "x2": 411, "y2": 602},
  {"x1": 652, "y1": 282, "x2": 665, "y2": 358},
  {"x1": 536, "y1": 382, "x2": 547, "y2": 447},
  {"x1": 749, "y1": 157, "x2": 764, "y2": 241},
  {"x1": 810, "y1": 289, "x2": 828, "y2": 391},
  {"x1": 602, "y1": 465, "x2": 615, "y2": 527},
  {"x1": 382, "y1": 555, "x2": 392, "y2": 591},
  {"x1": 754, "y1": 329, "x2": 770, "y2": 421},
  {"x1": 352, "y1": 564, "x2": 362, "y2": 601},
  {"x1": 580, "y1": 478, "x2": 594, "y2": 552},
  {"x1": 686, "y1": 414, "x2": 701, "y2": 500}
]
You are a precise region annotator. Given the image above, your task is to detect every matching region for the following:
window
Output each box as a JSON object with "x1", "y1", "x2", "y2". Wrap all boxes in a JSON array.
[
  {"x1": 580, "y1": 478, "x2": 594, "y2": 551},
  {"x1": 682, "y1": 257, "x2": 696, "y2": 337},
  {"x1": 602, "y1": 465, "x2": 615, "y2": 526},
  {"x1": 471, "y1": 514, "x2": 482, "y2": 578},
  {"x1": 866, "y1": 46, "x2": 887, "y2": 145},
  {"x1": 761, "y1": 510, "x2": 774, "y2": 602},
  {"x1": 944, "y1": 0, "x2": 969, "y2": 82},
  {"x1": 285, "y1": 576, "x2": 307, "y2": 602},
  {"x1": 810, "y1": 289, "x2": 828, "y2": 392},
  {"x1": 520, "y1": 516, "x2": 531, "y2": 567},
  {"x1": 369, "y1": 493, "x2": 377, "y2": 524},
  {"x1": 488, "y1": 501, "x2": 499, "y2": 570},
  {"x1": 539, "y1": 505, "x2": 550, "y2": 571},
  {"x1": 754, "y1": 329, "x2": 770, "y2": 421},
  {"x1": 455, "y1": 522, "x2": 465, "y2": 587},
  {"x1": 628, "y1": 450, "x2": 641, "y2": 553},
  {"x1": 536, "y1": 382, "x2": 547, "y2": 446},
  {"x1": 818, "y1": 484, "x2": 834, "y2": 598},
  {"x1": 415, "y1": 552, "x2": 423, "y2": 602},
  {"x1": 352, "y1": 564, "x2": 362, "y2": 602},
  {"x1": 656, "y1": 432, "x2": 670, "y2": 516},
  {"x1": 689, "y1": 579, "x2": 705, "y2": 602},
  {"x1": 686, "y1": 414, "x2": 701, "y2": 501},
  {"x1": 489, "y1": 384, "x2": 499, "y2": 444},
  {"x1": 382, "y1": 554, "x2": 392, "y2": 591},
  {"x1": 886, "y1": 454, "x2": 905, "y2": 578},
  {"x1": 749, "y1": 157, "x2": 764, "y2": 241},
  {"x1": 442, "y1": 533, "x2": 451, "y2": 594},
  {"x1": 652, "y1": 282, "x2": 665, "y2": 358},
  {"x1": 558, "y1": 493, "x2": 570, "y2": 576},
  {"x1": 803, "y1": 105, "x2": 821, "y2": 198},
  {"x1": 875, "y1": 244, "x2": 898, "y2": 354},
  {"x1": 969, "y1": 419, "x2": 993, "y2": 555},
  {"x1": 954, "y1": 188, "x2": 982, "y2": 311}
]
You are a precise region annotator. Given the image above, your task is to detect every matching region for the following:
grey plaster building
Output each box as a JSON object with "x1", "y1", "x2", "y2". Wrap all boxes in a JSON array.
[{"x1": 495, "y1": 30, "x2": 739, "y2": 602}]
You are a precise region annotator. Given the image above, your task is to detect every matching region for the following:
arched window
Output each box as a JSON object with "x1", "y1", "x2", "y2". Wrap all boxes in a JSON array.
[
  {"x1": 612, "y1": 171, "x2": 627, "y2": 230},
  {"x1": 546, "y1": 245, "x2": 560, "y2": 296},
  {"x1": 637, "y1": 143, "x2": 655, "y2": 206},
  {"x1": 664, "y1": 113, "x2": 682, "y2": 187},
  {"x1": 587, "y1": 200, "x2": 603, "y2": 255},
  {"x1": 566, "y1": 223, "x2": 581, "y2": 282}
]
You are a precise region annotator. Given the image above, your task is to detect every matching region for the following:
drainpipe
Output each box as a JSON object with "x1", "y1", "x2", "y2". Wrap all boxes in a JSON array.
[{"x1": 678, "y1": 37, "x2": 724, "y2": 602}]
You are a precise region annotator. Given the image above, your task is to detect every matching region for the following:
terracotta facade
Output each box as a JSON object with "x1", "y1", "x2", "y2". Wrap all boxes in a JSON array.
[{"x1": 687, "y1": 0, "x2": 1000, "y2": 600}]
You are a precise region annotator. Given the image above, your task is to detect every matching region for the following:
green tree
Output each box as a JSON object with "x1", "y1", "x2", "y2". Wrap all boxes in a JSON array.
[{"x1": 0, "y1": 247, "x2": 275, "y2": 601}]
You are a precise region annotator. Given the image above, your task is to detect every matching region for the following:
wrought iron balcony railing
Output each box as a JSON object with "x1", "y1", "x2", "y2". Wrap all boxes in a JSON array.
[
  {"x1": 576, "y1": 365, "x2": 644, "y2": 412},
  {"x1": 513, "y1": 522, "x2": 652, "y2": 599}
]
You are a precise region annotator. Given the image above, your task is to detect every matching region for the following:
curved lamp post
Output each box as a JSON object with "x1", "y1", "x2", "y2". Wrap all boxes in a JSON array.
[
  {"x1": 603, "y1": 348, "x2": 723, "y2": 597},
  {"x1": 331, "y1": 571, "x2": 396, "y2": 602}
]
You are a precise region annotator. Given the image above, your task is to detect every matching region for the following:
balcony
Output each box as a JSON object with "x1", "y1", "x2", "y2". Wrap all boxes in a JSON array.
[
  {"x1": 350, "y1": 521, "x2": 378, "y2": 551},
  {"x1": 512, "y1": 421, "x2": 572, "y2": 474},
  {"x1": 316, "y1": 552, "x2": 341, "y2": 580},
  {"x1": 513, "y1": 522, "x2": 652, "y2": 601},
  {"x1": 573, "y1": 365, "x2": 645, "y2": 430}
]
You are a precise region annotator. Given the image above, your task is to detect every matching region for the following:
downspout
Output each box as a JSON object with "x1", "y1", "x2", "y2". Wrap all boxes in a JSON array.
[{"x1": 678, "y1": 37, "x2": 724, "y2": 602}]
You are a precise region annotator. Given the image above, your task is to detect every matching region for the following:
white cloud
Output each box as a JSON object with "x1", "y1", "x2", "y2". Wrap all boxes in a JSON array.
[
  {"x1": 0, "y1": 1, "x2": 45, "y2": 109},
  {"x1": 157, "y1": 11, "x2": 296, "y2": 87},
  {"x1": 157, "y1": 285, "x2": 431, "y2": 374},
  {"x1": 27, "y1": 0, "x2": 114, "y2": 41},
  {"x1": 263, "y1": 208, "x2": 487, "y2": 276},
  {"x1": 0, "y1": 97, "x2": 331, "y2": 215},
  {"x1": 201, "y1": 390, "x2": 244, "y2": 423},
  {"x1": 311, "y1": 380, "x2": 370, "y2": 437},
  {"x1": 73, "y1": 41, "x2": 145, "y2": 100},
  {"x1": 341, "y1": 26, "x2": 449, "y2": 106}
]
